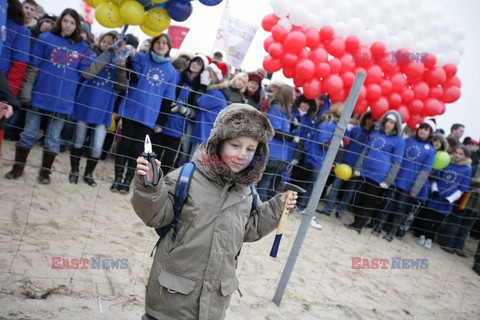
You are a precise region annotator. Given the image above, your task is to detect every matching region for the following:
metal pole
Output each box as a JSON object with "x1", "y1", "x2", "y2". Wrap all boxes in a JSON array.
[{"x1": 272, "y1": 72, "x2": 366, "y2": 306}]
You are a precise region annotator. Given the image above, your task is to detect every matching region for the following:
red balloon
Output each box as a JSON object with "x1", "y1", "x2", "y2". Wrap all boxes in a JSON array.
[
  {"x1": 297, "y1": 48, "x2": 309, "y2": 60},
  {"x1": 304, "y1": 28, "x2": 320, "y2": 48},
  {"x1": 355, "y1": 46, "x2": 373, "y2": 68},
  {"x1": 330, "y1": 89, "x2": 346, "y2": 103},
  {"x1": 309, "y1": 46, "x2": 328, "y2": 64},
  {"x1": 295, "y1": 59, "x2": 315, "y2": 80},
  {"x1": 282, "y1": 52, "x2": 298, "y2": 68},
  {"x1": 429, "y1": 86, "x2": 443, "y2": 100},
  {"x1": 371, "y1": 41, "x2": 386, "y2": 61},
  {"x1": 409, "y1": 99, "x2": 424, "y2": 115},
  {"x1": 328, "y1": 58, "x2": 342, "y2": 74},
  {"x1": 272, "y1": 25, "x2": 288, "y2": 43},
  {"x1": 403, "y1": 62, "x2": 425, "y2": 83},
  {"x1": 390, "y1": 73, "x2": 406, "y2": 92},
  {"x1": 345, "y1": 35, "x2": 360, "y2": 53},
  {"x1": 324, "y1": 75, "x2": 344, "y2": 94},
  {"x1": 263, "y1": 55, "x2": 282, "y2": 73},
  {"x1": 438, "y1": 101, "x2": 446, "y2": 115},
  {"x1": 388, "y1": 92, "x2": 402, "y2": 108},
  {"x1": 326, "y1": 37, "x2": 346, "y2": 58},
  {"x1": 442, "y1": 86, "x2": 461, "y2": 103},
  {"x1": 358, "y1": 85, "x2": 367, "y2": 100},
  {"x1": 262, "y1": 13, "x2": 280, "y2": 32},
  {"x1": 303, "y1": 78, "x2": 322, "y2": 99},
  {"x1": 444, "y1": 75, "x2": 461, "y2": 88},
  {"x1": 423, "y1": 53, "x2": 437, "y2": 69},
  {"x1": 443, "y1": 64, "x2": 457, "y2": 78},
  {"x1": 378, "y1": 52, "x2": 398, "y2": 74},
  {"x1": 341, "y1": 71, "x2": 355, "y2": 88},
  {"x1": 365, "y1": 65, "x2": 383, "y2": 85},
  {"x1": 396, "y1": 104, "x2": 410, "y2": 123},
  {"x1": 407, "y1": 114, "x2": 424, "y2": 130},
  {"x1": 423, "y1": 98, "x2": 441, "y2": 116},
  {"x1": 380, "y1": 80, "x2": 393, "y2": 95},
  {"x1": 371, "y1": 97, "x2": 389, "y2": 120},
  {"x1": 283, "y1": 67, "x2": 295, "y2": 78},
  {"x1": 284, "y1": 31, "x2": 307, "y2": 53},
  {"x1": 412, "y1": 82, "x2": 429, "y2": 100},
  {"x1": 392, "y1": 48, "x2": 410, "y2": 65},
  {"x1": 320, "y1": 25, "x2": 335, "y2": 42},
  {"x1": 293, "y1": 76, "x2": 305, "y2": 87},
  {"x1": 263, "y1": 36, "x2": 274, "y2": 52},
  {"x1": 425, "y1": 67, "x2": 447, "y2": 86},
  {"x1": 315, "y1": 62, "x2": 331, "y2": 78},
  {"x1": 401, "y1": 88, "x2": 415, "y2": 103},
  {"x1": 354, "y1": 67, "x2": 367, "y2": 76},
  {"x1": 366, "y1": 83, "x2": 382, "y2": 101},
  {"x1": 354, "y1": 99, "x2": 369, "y2": 115},
  {"x1": 268, "y1": 42, "x2": 284, "y2": 59},
  {"x1": 340, "y1": 53, "x2": 356, "y2": 73}
]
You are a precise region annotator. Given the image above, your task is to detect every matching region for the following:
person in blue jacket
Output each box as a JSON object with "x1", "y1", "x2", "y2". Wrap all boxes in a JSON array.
[
  {"x1": 188, "y1": 62, "x2": 230, "y2": 157},
  {"x1": 416, "y1": 145, "x2": 472, "y2": 250},
  {"x1": 152, "y1": 53, "x2": 209, "y2": 174},
  {"x1": 111, "y1": 33, "x2": 177, "y2": 194},
  {"x1": 256, "y1": 85, "x2": 295, "y2": 201},
  {"x1": 69, "y1": 31, "x2": 127, "y2": 186},
  {"x1": 4, "y1": 8, "x2": 90, "y2": 184},
  {"x1": 373, "y1": 120, "x2": 436, "y2": 241},
  {"x1": 345, "y1": 110, "x2": 405, "y2": 233},
  {"x1": 323, "y1": 111, "x2": 374, "y2": 218}
]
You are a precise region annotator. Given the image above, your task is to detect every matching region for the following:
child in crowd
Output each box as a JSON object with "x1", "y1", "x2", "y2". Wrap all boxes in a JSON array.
[{"x1": 132, "y1": 104, "x2": 297, "y2": 320}]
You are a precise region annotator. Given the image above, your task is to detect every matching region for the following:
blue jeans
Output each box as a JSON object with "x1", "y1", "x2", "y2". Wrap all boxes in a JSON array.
[
  {"x1": 257, "y1": 159, "x2": 287, "y2": 201},
  {"x1": 19, "y1": 108, "x2": 65, "y2": 153},
  {"x1": 324, "y1": 177, "x2": 358, "y2": 214},
  {"x1": 74, "y1": 121, "x2": 107, "y2": 159}
]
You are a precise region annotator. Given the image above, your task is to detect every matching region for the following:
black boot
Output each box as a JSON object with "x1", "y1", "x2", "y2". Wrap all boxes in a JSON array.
[
  {"x1": 111, "y1": 156, "x2": 126, "y2": 192},
  {"x1": 69, "y1": 148, "x2": 82, "y2": 184},
  {"x1": 5, "y1": 145, "x2": 31, "y2": 179},
  {"x1": 119, "y1": 168, "x2": 135, "y2": 194},
  {"x1": 39, "y1": 150, "x2": 57, "y2": 184},
  {"x1": 84, "y1": 157, "x2": 99, "y2": 186}
]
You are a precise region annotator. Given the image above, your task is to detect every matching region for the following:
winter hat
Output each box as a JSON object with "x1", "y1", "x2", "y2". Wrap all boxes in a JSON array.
[
  {"x1": 421, "y1": 119, "x2": 437, "y2": 132},
  {"x1": 38, "y1": 13, "x2": 56, "y2": 26},
  {"x1": 209, "y1": 62, "x2": 224, "y2": 81},
  {"x1": 191, "y1": 53, "x2": 209, "y2": 70},
  {"x1": 379, "y1": 110, "x2": 403, "y2": 135},
  {"x1": 81, "y1": 21, "x2": 93, "y2": 42},
  {"x1": 386, "y1": 113, "x2": 397, "y2": 122},
  {"x1": 248, "y1": 72, "x2": 262, "y2": 86},
  {"x1": 205, "y1": 103, "x2": 274, "y2": 185}
]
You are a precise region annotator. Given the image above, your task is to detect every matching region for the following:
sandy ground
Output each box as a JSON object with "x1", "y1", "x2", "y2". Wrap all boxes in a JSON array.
[{"x1": 0, "y1": 139, "x2": 479, "y2": 320}]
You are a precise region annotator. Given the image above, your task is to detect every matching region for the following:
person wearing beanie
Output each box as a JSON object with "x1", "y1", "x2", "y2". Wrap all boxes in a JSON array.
[
  {"x1": 373, "y1": 120, "x2": 436, "y2": 241},
  {"x1": 132, "y1": 104, "x2": 298, "y2": 320},
  {"x1": 153, "y1": 52, "x2": 208, "y2": 174},
  {"x1": 346, "y1": 110, "x2": 405, "y2": 234},
  {"x1": 30, "y1": 12, "x2": 56, "y2": 39},
  {"x1": 245, "y1": 72, "x2": 263, "y2": 110}
]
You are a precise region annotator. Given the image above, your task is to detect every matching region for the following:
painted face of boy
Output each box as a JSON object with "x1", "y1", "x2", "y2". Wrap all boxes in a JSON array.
[{"x1": 219, "y1": 136, "x2": 259, "y2": 173}]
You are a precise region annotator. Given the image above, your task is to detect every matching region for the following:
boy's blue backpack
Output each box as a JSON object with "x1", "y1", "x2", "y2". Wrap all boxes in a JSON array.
[{"x1": 154, "y1": 162, "x2": 260, "y2": 242}]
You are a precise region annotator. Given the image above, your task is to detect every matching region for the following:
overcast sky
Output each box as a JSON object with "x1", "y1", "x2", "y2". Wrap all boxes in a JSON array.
[{"x1": 45, "y1": 0, "x2": 479, "y2": 140}]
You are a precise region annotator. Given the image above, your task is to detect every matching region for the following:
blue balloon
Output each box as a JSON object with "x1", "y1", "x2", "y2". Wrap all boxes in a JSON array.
[
  {"x1": 136, "y1": 0, "x2": 151, "y2": 6},
  {"x1": 199, "y1": 0, "x2": 223, "y2": 6},
  {"x1": 166, "y1": 0, "x2": 193, "y2": 22}
]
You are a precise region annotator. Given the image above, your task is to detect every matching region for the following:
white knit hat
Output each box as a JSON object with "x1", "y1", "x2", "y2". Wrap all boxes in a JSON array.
[
  {"x1": 422, "y1": 119, "x2": 437, "y2": 131},
  {"x1": 192, "y1": 53, "x2": 209, "y2": 69},
  {"x1": 209, "y1": 63, "x2": 223, "y2": 81}
]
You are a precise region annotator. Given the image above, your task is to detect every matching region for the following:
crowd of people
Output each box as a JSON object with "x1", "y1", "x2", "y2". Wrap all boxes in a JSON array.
[{"x1": 0, "y1": 0, "x2": 479, "y2": 280}]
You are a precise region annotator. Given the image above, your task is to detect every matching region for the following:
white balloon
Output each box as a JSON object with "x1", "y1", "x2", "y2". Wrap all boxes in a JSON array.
[
  {"x1": 430, "y1": 5, "x2": 445, "y2": 19},
  {"x1": 363, "y1": 8, "x2": 380, "y2": 29},
  {"x1": 417, "y1": 6, "x2": 433, "y2": 22},
  {"x1": 436, "y1": 53, "x2": 447, "y2": 66},
  {"x1": 446, "y1": 51, "x2": 461, "y2": 66},
  {"x1": 385, "y1": 36, "x2": 401, "y2": 52},
  {"x1": 334, "y1": 0, "x2": 352, "y2": 21},
  {"x1": 424, "y1": 37, "x2": 438, "y2": 54},
  {"x1": 456, "y1": 44, "x2": 465, "y2": 55},
  {"x1": 372, "y1": 24, "x2": 389, "y2": 42},
  {"x1": 385, "y1": 15, "x2": 403, "y2": 34},
  {"x1": 304, "y1": 13, "x2": 321, "y2": 30},
  {"x1": 277, "y1": 17, "x2": 292, "y2": 32},
  {"x1": 289, "y1": 4, "x2": 308, "y2": 27},
  {"x1": 321, "y1": 8, "x2": 337, "y2": 26},
  {"x1": 271, "y1": 0, "x2": 293, "y2": 18},
  {"x1": 378, "y1": 1, "x2": 394, "y2": 19},
  {"x1": 346, "y1": 17, "x2": 364, "y2": 36},
  {"x1": 451, "y1": 27, "x2": 466, "y2": 41},
  {"x1": 334, "y1": 21, "x2": 348, "y2": 37},
  {"x1": 437, "y1": 35, "x2": 454, "y2": 53},
  {"x1": 425, "y1": 21, "x2": 441, "y2": 37},
  {"x1": 398, "y1": 30, "x2": 415, "y2": 49},
  {"x1": 359, "y1": 30, "x2": 376, "y2": 46}
]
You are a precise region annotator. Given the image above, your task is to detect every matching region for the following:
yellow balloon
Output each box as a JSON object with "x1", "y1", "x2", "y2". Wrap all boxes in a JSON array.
[
  {"x1": 143, "y1": 8, "x2": 171, "y2": 32},
  {"x1": 140, "y1": 23, "x2": 162, "y2": 37},
  {"x1": 334, "y1": 164, "x2": 353, "y2": 181},
  {"x1": 111, "y1": 0, "x2": 127, "y2": 6},
  {"x1": 91, "y1": 0, "x2": 107, "y2": 8},
  {"x1": 152, "y1": 0, "x2": 168, "y2": 3},
  {"x1": 120, "y1": 1, "x2": 145, "y2": 26},
  {"x1": 95, "y1": 3, "x2": 124, "y2": 28}
]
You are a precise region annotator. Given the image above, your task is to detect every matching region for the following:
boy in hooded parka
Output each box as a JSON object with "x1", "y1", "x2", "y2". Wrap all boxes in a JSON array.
[
  {"x1": 132, "y1": 104, "x2": 298, "y2": 320},
  {"x1": 346, "y1": 110, "x2": 405, "y2": 233}
]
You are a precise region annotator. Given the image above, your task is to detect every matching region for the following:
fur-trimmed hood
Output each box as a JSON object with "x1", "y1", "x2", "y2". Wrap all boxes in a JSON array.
[
  {"x1": 450, "y1": 155, "x2": 472, "y2": 167},
  {"x1": 432, "y1": 133, "x2": 448, "y2": 151},
  {"x1": 192, "y1": 104, "x2": 274, "y2": 186},
  {"x1": 379, "y1": 110, "x2": 403, "y2": 135}
]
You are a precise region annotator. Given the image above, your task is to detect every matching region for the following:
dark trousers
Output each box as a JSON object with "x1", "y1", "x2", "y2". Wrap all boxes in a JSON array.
[
  {"x1": 116, "y1": 117, "x2": 152, "y2": 171},
  {"x1": 291, "y1": 164, "x2": 320, "y2": 210},
  {"x1": 151, "y1": 132, "x2": 182, "y2": 175},
  {"x1": 376, "y1": 188, "x2": 414, "y2": 235},
  {"x1": 416, "y1": 207, "x2": 446, "y2": 241},
  {"x1": 257, "y1": 159, "x2": 287, "y2": 201},
  {"x1": 440, "y1": 209, "x2": 479, "y2": 250},
  {"x1": 351, "y1": 178, "x2": 386, "y2": 230}
]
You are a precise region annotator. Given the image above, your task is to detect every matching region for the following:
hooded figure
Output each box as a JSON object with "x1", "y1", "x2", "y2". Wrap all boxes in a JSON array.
[{"x1": 132, "y1": 104, "x2": 296, "y2": 320}]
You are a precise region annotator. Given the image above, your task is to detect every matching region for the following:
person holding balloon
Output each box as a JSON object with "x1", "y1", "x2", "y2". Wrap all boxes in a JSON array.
[
  {"x1": 112, "y1": 33, "x2": 177, "y2": 194},
  {"x1": 345, "y1": 110, "x2": 405, "y2": 234},
  {"x1": 322, "y1": 111, "x2": 375, "y2": 218},
  {"x1": 4, "y1": 8, "x2": 90, "y2": 184},
  {"x1": 415, "y1": 145, "x2": 472, "y2": 250},
  {"x1": 69, "y1": 31, "x2": 127, "y2": 186},
  {"x1": 372, "y1": 120, "x2": 436, "y2": 241}
]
